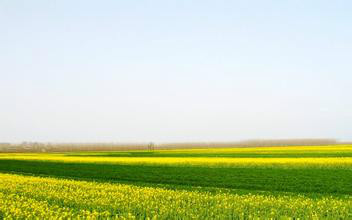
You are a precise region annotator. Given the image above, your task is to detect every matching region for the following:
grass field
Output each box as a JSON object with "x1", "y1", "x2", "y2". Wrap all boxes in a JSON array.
[{"x1": 1, "y1": 145, "x2": 352, "y2": 219}]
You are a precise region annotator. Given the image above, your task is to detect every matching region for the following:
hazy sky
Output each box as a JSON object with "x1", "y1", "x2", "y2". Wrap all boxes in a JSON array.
[{"x1": 1, "y1": 1, "x2": 351, "y2": 142}]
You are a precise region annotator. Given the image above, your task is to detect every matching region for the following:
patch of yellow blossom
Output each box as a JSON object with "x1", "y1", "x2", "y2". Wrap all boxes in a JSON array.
[
  {"x1": 0, "y1": 173, "x2": 351, "y2": 219},
  {"x1": 1, "y1": 154, "x2": 352, "y2": 168}
]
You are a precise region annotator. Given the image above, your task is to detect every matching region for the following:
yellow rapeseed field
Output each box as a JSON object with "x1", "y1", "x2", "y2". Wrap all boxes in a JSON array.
[
  {"x1": 0, "y1": 173, "x2": 351, "y2": 220},
  {"x1": 1, "y1": 153, "x2": 352, "y2": 168},
  {"x1": 2, "y1": 145, "x2": 352, "y2": 168}
]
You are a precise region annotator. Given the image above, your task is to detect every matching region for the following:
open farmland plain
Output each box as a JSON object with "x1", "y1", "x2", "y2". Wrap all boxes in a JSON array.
[{"x1": 0, "y1": 145, "x2": 352, "y2": 219}]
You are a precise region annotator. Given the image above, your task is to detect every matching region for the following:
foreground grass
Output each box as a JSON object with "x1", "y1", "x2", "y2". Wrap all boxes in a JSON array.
[{"x1": 0, "y1": 173, "x2": 351, "y2": 220}]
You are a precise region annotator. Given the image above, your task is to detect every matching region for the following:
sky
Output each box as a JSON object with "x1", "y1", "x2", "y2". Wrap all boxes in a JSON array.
[{"x1": 1, "y1": 1, "x2": 351, "y2": 142}]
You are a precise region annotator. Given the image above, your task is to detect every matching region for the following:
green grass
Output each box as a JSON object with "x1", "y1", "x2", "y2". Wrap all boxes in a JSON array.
[{"x1": 0, "y1": 159, "x2": 351, "y2": 195}]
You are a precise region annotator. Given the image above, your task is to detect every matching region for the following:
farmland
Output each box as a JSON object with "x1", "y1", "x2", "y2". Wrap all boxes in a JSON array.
[{"x1": 0, "y1": 145, "x2": 352, "y2": 219}]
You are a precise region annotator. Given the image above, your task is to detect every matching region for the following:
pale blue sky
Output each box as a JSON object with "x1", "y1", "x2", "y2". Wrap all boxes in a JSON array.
[{"x1": 1, "y1": 1, "x2": 351, "y2": 142}]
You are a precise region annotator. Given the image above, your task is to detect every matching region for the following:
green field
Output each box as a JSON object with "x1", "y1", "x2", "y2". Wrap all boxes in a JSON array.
[{"x1": 1, "y1": 145, "x2": 352, "y2": 219}]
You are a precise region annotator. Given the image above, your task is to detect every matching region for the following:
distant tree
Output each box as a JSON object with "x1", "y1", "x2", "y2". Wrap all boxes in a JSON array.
[{"x1": 148, "y1": 142, "x2": 155, "y2": 151}]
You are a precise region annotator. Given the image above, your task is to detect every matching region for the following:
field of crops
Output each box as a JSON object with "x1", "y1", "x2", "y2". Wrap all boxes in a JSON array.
[{"x1": 1, "y1": 145, "x2": 352, "y2": 219}]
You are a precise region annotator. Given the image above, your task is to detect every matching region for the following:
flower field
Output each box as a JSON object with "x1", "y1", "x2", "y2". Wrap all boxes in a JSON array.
[
  {"x1": 0, "y1": 173, "x2": 351, "y2": 220},
  {"x1": 2, "y1": 154, "x2": 352, "y2": 168},
  {"x1": 0, "y1": 145, "x2": 352, "y2": 219},
  {"x1": 2, "y1": 145, "x2": 352, "y2": 168}
]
